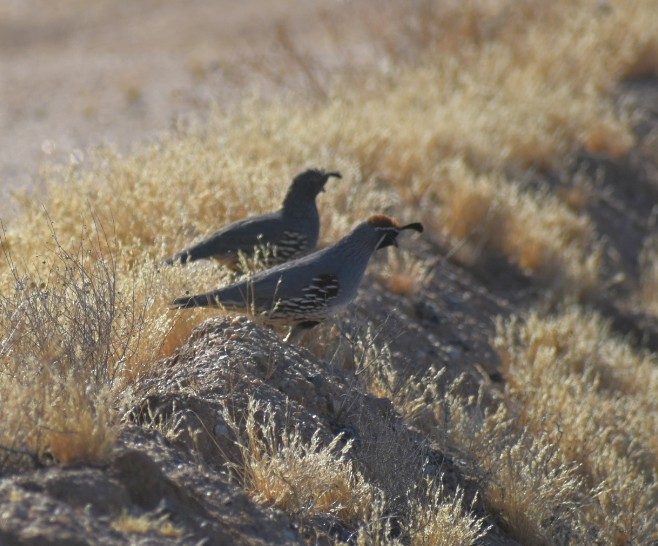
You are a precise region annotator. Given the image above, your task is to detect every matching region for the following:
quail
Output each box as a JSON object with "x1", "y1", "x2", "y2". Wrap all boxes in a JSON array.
[
  {"x1": 172, "y1": 214, "x2": 423, "y2": 339},
  {"x1": 165, "y1": 169, "x2": 341, "y2": 268}
]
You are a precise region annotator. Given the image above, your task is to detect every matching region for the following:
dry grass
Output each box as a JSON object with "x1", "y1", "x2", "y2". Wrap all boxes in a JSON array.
[
  {"x1": 0, "y1": 219, "x2": 127, "y2": 468},
  {"x1": 361, "y1": 298, "x2": 658, "y2": 545},
  {"x1": 351, "y1": 480, "x2": 489, "y2": 546},
  {"x1": 378, "y1": 364, "x2": 588, "y2": 544},
  {"x1": 405, "y1": 480, "x2": 489, "y2": 546},
  {"x1": 111, "y1": 511, "x2": 184, "y2": 537},
  {"x1": 0, "y1": 0, "x2": 656, "y2": 540},
  {"x1": 223, "y1": 398, "x2": 489, "y2": 545},
  {"x1": 495, "y1": 308, "x2": 658, "y2": 544},
  {"x1": 222, "y1": 398, "x2": 376, "y2": 526},
  {"x1": 376, "y1": 250, "x2": 431, "y2": 297},
  {"x1": 381, "y1": 301, "x2": 658, "y2": 545},
  {"x1": 391, "y1": 0, "x2": 655, "y2": 166},
  {"x1": 430, "y1": 158, "x2": 602, "y2": 293},
  {"x1": 304, "y1": 326, "x2": 492, "y2": 544}
]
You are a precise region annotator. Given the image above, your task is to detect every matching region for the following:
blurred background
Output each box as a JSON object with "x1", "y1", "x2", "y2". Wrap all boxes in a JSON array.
[{"x1": 0, "y1": 0, "x2": 408, "y2": 201}]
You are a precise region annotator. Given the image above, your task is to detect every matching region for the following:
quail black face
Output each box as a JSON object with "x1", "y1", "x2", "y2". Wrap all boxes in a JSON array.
[{"x1": 367, "y1": 214, "x2": 424, "y2": 250}]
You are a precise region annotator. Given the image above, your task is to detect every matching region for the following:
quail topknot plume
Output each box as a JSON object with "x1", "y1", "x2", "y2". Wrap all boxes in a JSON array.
[
  {"x1": 172, "y1": 214, "x2": 423, "y2": 340},
  {"x1": 165, "y1": 168, "x2": 341, "y2": 268}
]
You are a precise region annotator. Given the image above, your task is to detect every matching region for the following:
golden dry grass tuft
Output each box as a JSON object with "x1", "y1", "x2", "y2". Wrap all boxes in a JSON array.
[
  {"x1": 376, "y1": 250, "x2": 431, "y2": 297},
  {"x1": 405, "y1": 480, "x2": 490, "y2": 546},
  {"x1": 222, "y1": 398, "x2": 376, "y2": 526},
  {"x1": 111, "y1": 511, "x2": 184, "y2": 537},
  {"x1": 351, "y1": 480, "x2": 490, "y2": 546}
]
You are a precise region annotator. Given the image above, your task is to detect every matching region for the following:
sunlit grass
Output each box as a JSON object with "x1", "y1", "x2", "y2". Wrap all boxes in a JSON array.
[{"x1": 0, "y1": 0, "x2": 656, "y2": 540}]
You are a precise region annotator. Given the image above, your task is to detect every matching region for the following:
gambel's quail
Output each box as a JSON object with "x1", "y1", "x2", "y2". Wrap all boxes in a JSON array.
[
  {"x1": 172, "y1": 214, "x2": 423, "y2": 338},
  {"x1": 165, "y1": 169, "x2": 341, "y2": 268}
]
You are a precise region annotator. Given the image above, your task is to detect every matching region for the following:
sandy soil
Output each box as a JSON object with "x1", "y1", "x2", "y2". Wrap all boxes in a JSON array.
[{"x1": 0, "y1": 0, "x2": 406, "y2": 214}]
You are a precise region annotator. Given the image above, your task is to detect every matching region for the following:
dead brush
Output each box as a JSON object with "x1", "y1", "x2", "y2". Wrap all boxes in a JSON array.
[
  {"x1": 0, "y1": 216, "x2": 146, "y2": 468},
  {"x1": 405, "y1": 478, "x2": 490, "y2": 546},
  {"x1": 352, "y1": 479, "x2": 489, "y2": 546},
  {"x1": 352, "y1": 489, "x2": 402, "y2": 546},
  {"x1": 221, "y1": 398, "x2": 376, "y2": 527}
]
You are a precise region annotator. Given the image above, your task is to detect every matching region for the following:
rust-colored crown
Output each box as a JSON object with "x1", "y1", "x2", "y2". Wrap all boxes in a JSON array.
[{"x1": 366, "y1": 214, "x2": 401, "y2": 229}]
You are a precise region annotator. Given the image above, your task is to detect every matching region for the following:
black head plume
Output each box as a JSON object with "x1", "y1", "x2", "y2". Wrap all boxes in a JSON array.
[
  {"x1": 367, "y1": 215, "x2": 423, "y2": 249},
  {"x1": 400, "y1": 222, "x2": 423, "y2": 233}
]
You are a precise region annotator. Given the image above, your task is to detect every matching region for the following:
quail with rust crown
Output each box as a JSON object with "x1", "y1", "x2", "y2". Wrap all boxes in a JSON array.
[
  {"x1": 165, "y1": 168, "x2": 341, "y2": 268},
  {"x1": 172, "y1": 214, "x2": 423, "y2": 339}
]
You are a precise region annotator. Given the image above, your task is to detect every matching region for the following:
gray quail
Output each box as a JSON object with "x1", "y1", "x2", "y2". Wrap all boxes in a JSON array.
[
  {"x1": 165, "y1": 169, "x2": 341, "y2": 268},
  {"x1": 172, "y1": 214, "x2": 423, "y2": 338}
]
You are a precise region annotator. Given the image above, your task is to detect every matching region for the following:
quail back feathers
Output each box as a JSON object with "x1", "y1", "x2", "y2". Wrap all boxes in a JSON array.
[
  {"x1": 172, "y1": 214, "x2": 423, "y2": 332},
  {"x1": 165, "y1": 169, "x2": 341, "y2": 268}
]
